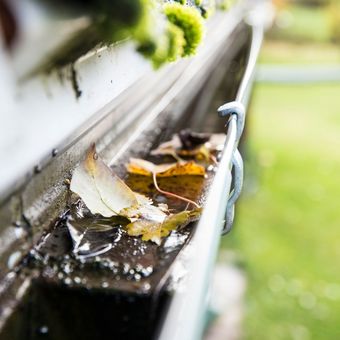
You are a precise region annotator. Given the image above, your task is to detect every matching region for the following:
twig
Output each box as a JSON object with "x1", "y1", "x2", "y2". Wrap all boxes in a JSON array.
[
  {"x1": 152, "y1": 172, "x2": 200, "y2": 209},
  {"x1": 209, "y1": 154, "x2": 218, "y2": 165}
]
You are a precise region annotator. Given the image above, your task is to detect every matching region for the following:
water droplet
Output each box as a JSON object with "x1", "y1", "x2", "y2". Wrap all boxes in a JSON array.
[
  {"x1": 141, "y1": 266, "x2": 153, "y2": 277},
  {"x1": 62, "y1": 262, "x2": 72, "y2": 274},
  {"x1": 7, "y1": 251, "x2": 22, "y2": 269},
  {"x1": 52, "y1": 148, "x2": 58, "y2": 157},
  {"x1": 14, "y1": 226, "x2": 26, "y2": 239},
  {"x1": 34, "y1": 165, "x2": 42, "y2": 174},
  {"x1": 74, "y1": 276, "x2": 81, "y2": 284},
  {"x1": 134, "y1": 264, "x2": 142, "y2": 272},
  {"x1": 38, "y1": 326, "x2": 49, "y2": 334},
  {"x1": 64, "y1": 277, "x2": 72, "y2": 285},
  {"x1": 123, "y1": 263, "x2": 130, "y2": 275},
  {"x1": 134, "y1": 273, "x2": 141, "y2": 281},
  {"x1": 44, "y1": 266, "x2": 55, "y2": 278},
  {"x1": 141, "y1": 282, "x2": 151, "y2": 292}
]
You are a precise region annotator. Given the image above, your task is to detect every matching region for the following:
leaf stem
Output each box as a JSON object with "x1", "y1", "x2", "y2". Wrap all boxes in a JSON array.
[
  {"x1": 152, "y1": 172, "x2": 200, "y2": 209},
  {"x1": 209, "y1": 154, "x2": 218, "y2": 165}
]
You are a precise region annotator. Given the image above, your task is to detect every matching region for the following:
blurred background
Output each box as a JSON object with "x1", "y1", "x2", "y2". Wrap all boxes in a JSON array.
[{"x1": 216, "y1": 0, "x2": 340, "y2": 339}]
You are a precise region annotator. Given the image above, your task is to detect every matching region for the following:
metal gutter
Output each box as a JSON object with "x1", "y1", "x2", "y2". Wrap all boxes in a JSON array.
[
  {"x1": 158, "y1": 4, "x2": 267, "y2": 338},
  {"x1": 0, "y1": 8, "x2": 248, "y2": 332}
]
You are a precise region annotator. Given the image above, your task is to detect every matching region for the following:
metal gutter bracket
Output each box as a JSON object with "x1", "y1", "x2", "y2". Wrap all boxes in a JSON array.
[
  {"x1": 223, "y1": 148, "x2": 243, "y2": 234},
  {"x1": 217, "y1": 100, "x2": 245, "y2": 143},
  {"x1": 217, "y1": 101, "x2": 245, "y2": 234}
]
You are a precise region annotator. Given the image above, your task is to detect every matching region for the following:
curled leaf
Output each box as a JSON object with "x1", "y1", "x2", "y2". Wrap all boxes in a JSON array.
[
  {"x1": 151, "y1": 130, "x2": 226, "y2": 161},
  {"x1": 70, "y1": 145, "x2": 138, "y2": 217}
]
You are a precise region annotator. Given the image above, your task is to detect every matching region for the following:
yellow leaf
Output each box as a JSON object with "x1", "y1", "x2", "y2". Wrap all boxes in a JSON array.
[
  {"x1": 126, "y1": 208, "x2": 201, "y2": 245},
  {"x1": 126, "y1": 158, "x2": 205, "y2": 177}
]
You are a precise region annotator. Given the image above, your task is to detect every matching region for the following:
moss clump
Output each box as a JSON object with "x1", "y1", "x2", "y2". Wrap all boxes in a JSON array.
[
  {"x1": 166, "y1": 22, "x2": 185, "y2": 62},
  {"x1": 164, "y1": 3, "x2": 205, "y2": 57},
  {"x1": 35, "y1": 0, "x2": 211, "y2": 73},
  {"x1": 137, "y1": 22, "x2": 185, "y2": 69}
]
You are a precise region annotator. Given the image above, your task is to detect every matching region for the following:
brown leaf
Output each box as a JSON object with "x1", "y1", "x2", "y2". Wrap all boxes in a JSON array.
[{"x1": 151, "y1": 131, "x2": 226, "y2": 160}]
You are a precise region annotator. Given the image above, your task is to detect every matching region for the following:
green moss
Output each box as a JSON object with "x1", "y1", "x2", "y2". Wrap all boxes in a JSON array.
[
  {"x1": 136, "y1": 40, "x2": 157, "y2": 58},
  {"x1": 166, "y1": 22, "x2": 185, "y2": 62},
  {"x1": 164, "y1": 3, "x2": 205, "y2": 56},
  {"x1": 137, "y1": 22, "x2": 185, "y2": 69},
  {"x1": 34, "y1": 0, "x2": 209, "y2": 74}
]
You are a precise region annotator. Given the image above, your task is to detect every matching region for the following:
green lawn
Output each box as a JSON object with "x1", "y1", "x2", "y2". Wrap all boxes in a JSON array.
[
  {"x1": 220, "y1": 83, "x2": 340, "y2": 339},
  {"x1": 259, "y1": 41, "x2": 340, "y2": 65},
  {"x1": 259, "y1": 2, "x2": 340, "y2": 66},
  {"x1": 268, "y1": 4, "x2": 332, "y2": 43}
]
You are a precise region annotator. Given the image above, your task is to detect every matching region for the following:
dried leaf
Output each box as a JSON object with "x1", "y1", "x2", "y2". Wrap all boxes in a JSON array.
[
  {"x1": 150, "y1": 135, "x2": 182, "y2": 157},
  {"x1": 70, "y1": 145, "x2": 138, "y2": 217},
  {"x1": 126, "y1": 158, "x2": 205, "y2": 177},
  {"x1": 126, "y1": 208, "x2": 201, "y2": 245},
  {"x1": 120, "y1": 200, "x2": 168, "y2": 224},
  {"x1": 69, "y1": 145, "x2": 202, "y2": 250},
  {"x1": 151, "y1": 130, "x2": 226, "y2": 160},
  {"x1": 178, "y1": 129, "x2": 210, "y2": 150},
  {"x1": 177, "y1": 145, "x2": 211, "y2": 162},
  {"x1": 126, "y1": 158, "x2": 202, "y2": 208}
]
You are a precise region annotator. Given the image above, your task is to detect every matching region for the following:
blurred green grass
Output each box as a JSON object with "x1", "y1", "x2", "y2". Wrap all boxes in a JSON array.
[
  {"x1": 220, "y1": 84, "x2": 340, "y2": 339},
  {"x1": 219, "y1": 2, "x2": 340, "y2": 339},
  {"x1": 268, "y1": 4, "x2": 331, "y2": 43},
  {"x1": 259, "y1": 41, "x2": 340, "y2": 65},
  {"x1": 261, "y1": 2, "x2": 340, "y2": 65}
]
